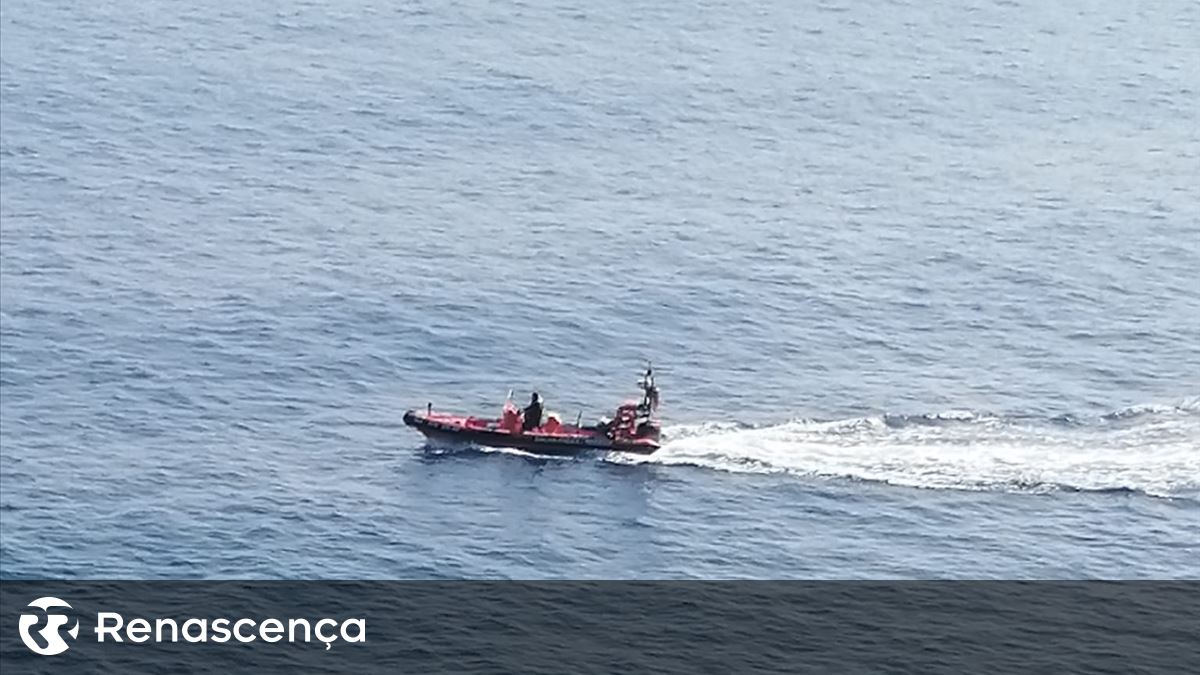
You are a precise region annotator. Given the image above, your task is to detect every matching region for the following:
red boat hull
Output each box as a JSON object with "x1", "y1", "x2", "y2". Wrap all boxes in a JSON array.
[{"x1": 402, "y1": 410, "x2": 660, "y2": 455}]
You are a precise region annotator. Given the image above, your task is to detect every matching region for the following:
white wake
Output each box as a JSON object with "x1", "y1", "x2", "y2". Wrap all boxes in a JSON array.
[{"x1": 612, "y1": 399, "x2": 1200, "y2": 498}]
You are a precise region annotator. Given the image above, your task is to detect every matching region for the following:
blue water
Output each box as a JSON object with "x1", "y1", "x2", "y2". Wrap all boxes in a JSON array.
[{"x1": 2, "y1": 0, "x2": 1198, "y2": 579}]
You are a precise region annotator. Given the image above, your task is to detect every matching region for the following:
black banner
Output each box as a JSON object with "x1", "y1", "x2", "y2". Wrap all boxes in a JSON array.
[{"x1": 1, "y1": 582, "x2": 1197, "y2": 674}]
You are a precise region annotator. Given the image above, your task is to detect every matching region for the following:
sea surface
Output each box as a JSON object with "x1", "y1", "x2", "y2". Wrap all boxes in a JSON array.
[{"x1": 1, "y1": 0, "x2": 1198, "y2": 578}]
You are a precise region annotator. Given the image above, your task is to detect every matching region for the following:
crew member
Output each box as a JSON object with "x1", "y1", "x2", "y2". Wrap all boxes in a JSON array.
[{"x1": 523, "y1": 392, "x2": 543, "y2": 431}]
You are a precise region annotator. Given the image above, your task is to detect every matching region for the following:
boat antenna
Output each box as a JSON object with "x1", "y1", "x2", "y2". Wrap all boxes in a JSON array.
[{"x1": 640, "y1": 362, "x2": 659, "y2": 412}]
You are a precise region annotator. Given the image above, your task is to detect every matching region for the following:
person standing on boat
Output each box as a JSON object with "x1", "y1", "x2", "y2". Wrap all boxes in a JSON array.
[{"x1": 522, "y1": 392, "x2": 543, "y2": 431}]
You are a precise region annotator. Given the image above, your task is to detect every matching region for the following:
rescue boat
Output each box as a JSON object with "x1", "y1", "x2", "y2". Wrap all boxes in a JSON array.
[{"x1": 403, "y1": 368, "x2": 662, "y2": 455}]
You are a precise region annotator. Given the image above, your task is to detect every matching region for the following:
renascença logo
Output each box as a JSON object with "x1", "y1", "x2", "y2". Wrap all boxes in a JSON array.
[
  {"x1": 15, "y1": 597, "x2": 366, "y2": 654},
  {"x1": 18, "y1": 597, "x2": 80, "y2": 656}
]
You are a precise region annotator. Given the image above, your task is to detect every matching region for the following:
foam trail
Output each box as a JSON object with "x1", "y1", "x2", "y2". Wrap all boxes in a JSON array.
[{"x1": 614, "y1": 400, "x2": 1200, "y2": 498}]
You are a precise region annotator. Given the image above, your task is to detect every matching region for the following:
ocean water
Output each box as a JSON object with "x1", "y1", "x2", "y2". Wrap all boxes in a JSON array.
[{"x1": 1, "y1": 0, "x2": 1198, "y2": 578}]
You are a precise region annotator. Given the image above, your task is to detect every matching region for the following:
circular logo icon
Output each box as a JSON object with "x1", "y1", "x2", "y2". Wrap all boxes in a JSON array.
[{"x1": 18, "y1": 597, "x2": 79, "y2": 656}]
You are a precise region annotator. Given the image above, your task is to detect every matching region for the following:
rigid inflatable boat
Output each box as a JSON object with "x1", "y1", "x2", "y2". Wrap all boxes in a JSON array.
[{"x1": 403, "y1": 368, "x2": 662, "y2": 455}]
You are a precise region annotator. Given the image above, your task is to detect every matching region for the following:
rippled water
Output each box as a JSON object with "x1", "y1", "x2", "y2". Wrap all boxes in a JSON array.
[{"x1": 2, "y1": 0, "x2": 1198, "y2": 578}]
